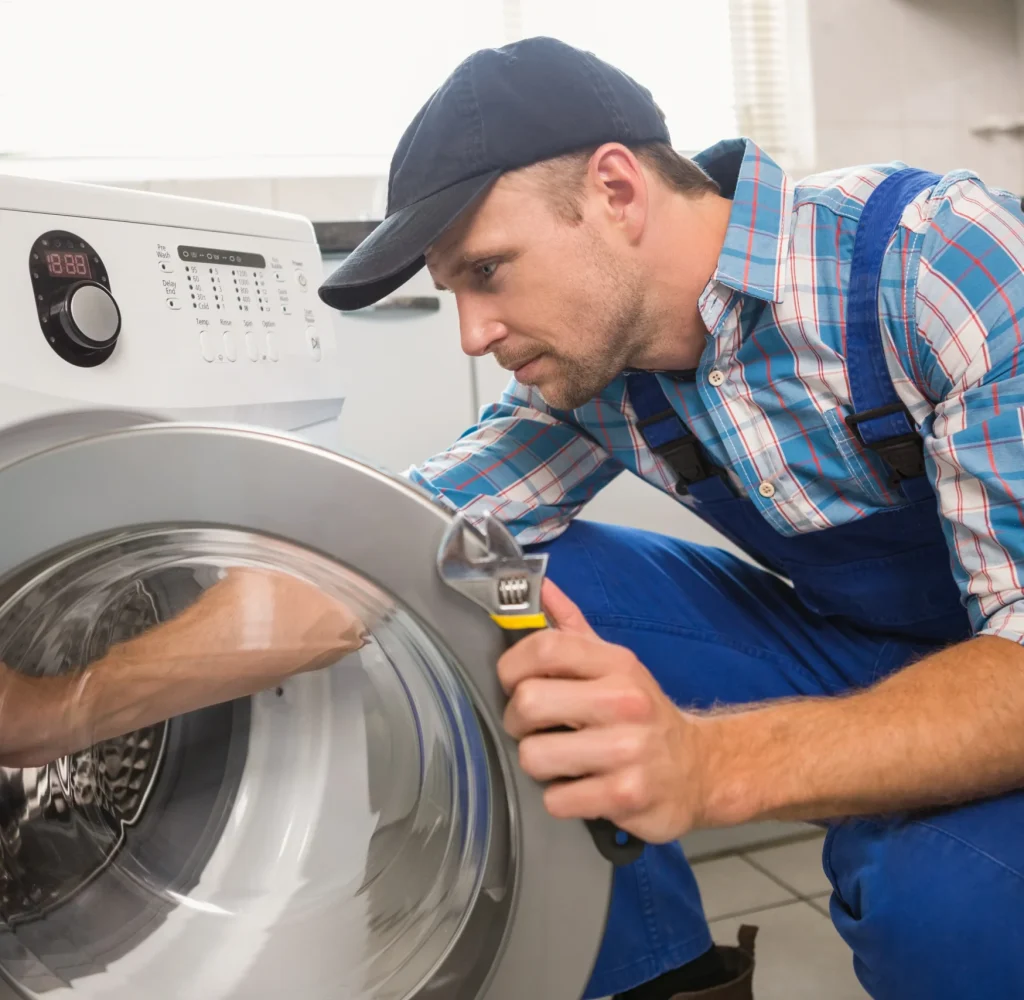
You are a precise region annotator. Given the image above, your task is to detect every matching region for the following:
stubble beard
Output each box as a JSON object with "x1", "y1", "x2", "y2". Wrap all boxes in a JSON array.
[{"x1": 537, "y1": 273, "x2": 649, "y2": 411}]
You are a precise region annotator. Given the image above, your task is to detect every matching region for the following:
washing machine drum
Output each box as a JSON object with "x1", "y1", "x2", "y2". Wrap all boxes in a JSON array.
[{"x1": 0, "y1": 412, "x2": 612, "y2": 1000}]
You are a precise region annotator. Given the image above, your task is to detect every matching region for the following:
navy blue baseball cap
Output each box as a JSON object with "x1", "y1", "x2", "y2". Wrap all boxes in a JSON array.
[{"x1": 318, "y1": 36, "x2": 670, "y2": 311}]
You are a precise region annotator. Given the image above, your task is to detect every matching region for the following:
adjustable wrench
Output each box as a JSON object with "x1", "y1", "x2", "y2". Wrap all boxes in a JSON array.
[{"x1": 437, "y1": 510, "x2": 645, "y2": 866}]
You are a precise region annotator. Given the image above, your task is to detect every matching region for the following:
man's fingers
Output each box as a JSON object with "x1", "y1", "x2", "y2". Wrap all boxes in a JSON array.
[
  {"x1": 497, "y1": 629, "x2": 619, "y2": 693},
  {"x1": 517, "y1": 725, "x2": 648, "y2": 781},
  {"x1": 541, "y1": 578, "x2": 596, "y2": 636},
  {"x1": 542, "y1": 770, "x2": 649, "y2": 829},
  {"x1": 504, "y1": 676, "x2": 658, "y2": 737}
]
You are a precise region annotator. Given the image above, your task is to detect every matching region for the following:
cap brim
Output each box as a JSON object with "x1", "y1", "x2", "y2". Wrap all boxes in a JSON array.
[{"x1": 318, "y1": 170, "x2": 501, "y2": 311}]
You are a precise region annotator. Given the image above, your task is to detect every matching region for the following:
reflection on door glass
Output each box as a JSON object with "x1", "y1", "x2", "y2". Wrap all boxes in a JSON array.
[{"x1": 0, "y1": 528, "x2": 511, "y2": 999}]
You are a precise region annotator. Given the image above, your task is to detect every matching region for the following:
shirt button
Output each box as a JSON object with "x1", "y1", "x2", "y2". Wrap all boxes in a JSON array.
[
  {"x1": 708, "y1": 369, "x2": 725, "y2": 387},
  {"x1": 758, "y1": 481, "x2": 776, "y2": 499}
]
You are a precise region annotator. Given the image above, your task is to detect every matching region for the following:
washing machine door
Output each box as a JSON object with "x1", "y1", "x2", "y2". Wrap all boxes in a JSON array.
[{"x1": 0, "y1": 412, "x2": 613, "y2": 1000}]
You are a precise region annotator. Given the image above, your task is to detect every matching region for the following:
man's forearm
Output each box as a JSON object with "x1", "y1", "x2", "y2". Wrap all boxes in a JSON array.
[
  {"x1": 0, "y1": 568, "x2": 369, "y2": 767},
  {"x1": 698, "y1": 635, "x2": 1024, "y2": 827},
  {"x1": 0, "y1": 645, "x2": 280, "y2": 768}
]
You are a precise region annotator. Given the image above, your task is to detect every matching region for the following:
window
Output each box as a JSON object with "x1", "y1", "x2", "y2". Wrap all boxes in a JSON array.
[
  {"x1": 728, "y1": 0, "x2": 816, "y2": 174},
  {"x1": 0, "y1": 0, "x2": 812, "y2": 181}
]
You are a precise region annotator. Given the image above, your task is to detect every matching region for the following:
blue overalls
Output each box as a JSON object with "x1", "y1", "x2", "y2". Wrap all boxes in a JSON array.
[{"x1": 535, "y1": 170, "x2": 1024, "y2": 999}]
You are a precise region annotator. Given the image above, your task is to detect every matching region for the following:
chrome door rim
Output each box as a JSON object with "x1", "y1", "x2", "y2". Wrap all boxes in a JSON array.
[{"x1": 0, "y1": 415, "x2": 612, "y2": 1000}]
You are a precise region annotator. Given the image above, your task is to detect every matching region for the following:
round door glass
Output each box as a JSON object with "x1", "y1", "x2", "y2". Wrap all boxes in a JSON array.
[{"x1": 0, "y1": 527, "x2": 513, "y2": 999}]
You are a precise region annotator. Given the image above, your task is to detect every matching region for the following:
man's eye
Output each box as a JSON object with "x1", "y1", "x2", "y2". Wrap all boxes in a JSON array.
[{"x1": 476, "y1": 261, "x2": 500, "y2": 281}]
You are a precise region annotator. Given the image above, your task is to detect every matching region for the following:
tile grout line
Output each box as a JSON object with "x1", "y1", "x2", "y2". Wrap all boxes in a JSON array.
[
  {"x1": 808, "y1": 895, "x2": 832, "y2": 918},
  {"x1": 688, "y1": 829, "x2": 826, "y2": 866},
  {"x1": 706, "y1": 896, "x2": 818, "y2": 926},
  {"x1": 739, "y1": 851, "x2": 835, "y2": 912}
]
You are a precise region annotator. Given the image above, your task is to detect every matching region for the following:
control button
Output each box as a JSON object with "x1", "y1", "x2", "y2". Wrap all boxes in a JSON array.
[
  {"x1": 200, "y1": 329, "x2": 218, "y2": 363},
  {"x1": 757, "y1": 481, "x2": 776, "y2": 499},
  {"x1": 281, "y1": 304, "x2": 292, "y2": 316},
  {"x1": 66, "y1": 284, "x2": 121, "y2": 347},
  {"x1": 166, "y1": 298, "x2": 181, "y2": 310},
  {"x1": 295, "y1": 271, "x2": 308, "y2": 289},
  {"x1": 275, "y1": 271, "x2": 286, "y2": 282},
  {"x1": 245, "y1": 331, "x2": 261, "y2": 361},
  {"x1": 708, "y1": 369, "x2": 725, "y2": 387},
  {"x1": 223, "y1": 331, "x2": 237, "y2": 362},
  {"x1": 159, "y1": 260, "x2": 174, "y2": 273},
  {"x1": 266, "y1": 334, "x2": 279, "y2": 361},
  {"x1": 305, "y1": 327, "x2": 321, "y2": 361}
]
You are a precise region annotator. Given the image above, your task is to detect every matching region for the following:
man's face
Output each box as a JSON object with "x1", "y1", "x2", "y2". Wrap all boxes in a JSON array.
[{"x1": 426, "y1": 170, "x2": 650, "y2": 410}]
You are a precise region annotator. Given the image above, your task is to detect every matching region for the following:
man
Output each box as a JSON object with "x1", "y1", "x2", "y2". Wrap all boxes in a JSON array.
[{"x1": 319, "y1": 36, "x2": 1024, "y2": 1000}]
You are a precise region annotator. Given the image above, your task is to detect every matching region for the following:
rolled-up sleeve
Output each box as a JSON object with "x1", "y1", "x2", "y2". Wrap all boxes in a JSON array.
[{"x1": 913, "y1": 178, "x2": 1024, "y2": 642}]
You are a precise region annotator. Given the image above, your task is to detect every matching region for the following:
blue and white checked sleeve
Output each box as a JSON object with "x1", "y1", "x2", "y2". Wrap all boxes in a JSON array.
[
  {"x1": 902, "y1": 177, "x2": 1024, "y2": 643},
  {"x1": 406, "y1": 379, "x2": 625, "y2": 545}
]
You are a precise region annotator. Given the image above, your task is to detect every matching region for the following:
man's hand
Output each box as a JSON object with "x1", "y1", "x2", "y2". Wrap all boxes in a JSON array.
[
  {"x1": 503, "y1": 582, "x2": 1024, "y2": 834},
  {"x1": 498, "y1": 579, "x2": 708, "y2": 843}
]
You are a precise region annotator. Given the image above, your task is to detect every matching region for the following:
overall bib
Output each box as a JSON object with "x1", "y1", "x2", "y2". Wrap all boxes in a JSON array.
[
  {"x1": 538, "y1": 170, "x2": 1024, "y2": 1000},
  {"x1": 626, "y1": 167, "x2": 969, "y2": 647}
]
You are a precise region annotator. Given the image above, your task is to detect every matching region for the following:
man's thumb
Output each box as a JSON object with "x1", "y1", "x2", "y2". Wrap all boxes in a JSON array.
[{"x1": 541, "y1": 579, "x2": 596, "y2": 635}]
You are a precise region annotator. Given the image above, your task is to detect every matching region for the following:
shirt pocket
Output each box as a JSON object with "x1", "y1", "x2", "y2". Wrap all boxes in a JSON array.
[{"x1": 820, "y1": 405, "x2": 904, "y2": 508}]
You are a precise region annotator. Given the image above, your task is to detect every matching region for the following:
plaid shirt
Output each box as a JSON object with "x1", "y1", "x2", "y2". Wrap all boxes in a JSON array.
[{"x1": 408, "y1": 138, "x2": 1024, "y2": 644}]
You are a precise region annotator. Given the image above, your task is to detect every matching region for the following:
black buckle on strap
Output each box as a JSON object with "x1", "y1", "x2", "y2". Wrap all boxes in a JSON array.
[
  {"x1": 635, "y1": 407, "x2": 681, "y2": 432},
  {"x1": 636, "y1": 408, "x2": 730, "y2": 495},
  {"x1": 845, "y1": 403, "x2": 925, "y2": 483}
]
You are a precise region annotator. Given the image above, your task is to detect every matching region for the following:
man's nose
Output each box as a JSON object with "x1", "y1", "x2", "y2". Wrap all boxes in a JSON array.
[{"x1": 457, "y1": 296, "x2": 507, "y2": 357}]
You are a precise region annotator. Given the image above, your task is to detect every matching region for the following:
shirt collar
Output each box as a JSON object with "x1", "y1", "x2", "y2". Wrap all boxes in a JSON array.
[{"x1": 693, "y1": 138, "x2": 793, "y2": 304}]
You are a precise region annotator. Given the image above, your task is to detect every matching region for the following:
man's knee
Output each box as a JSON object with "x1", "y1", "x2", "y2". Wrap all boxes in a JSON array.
[
  {"x1": 535, "y1": 520, "x2": 845, "y2": 708},
  {"x1": 534, "y1": 520, "x2": 765, "y2": 630},
  {"x1": 825, "y1": 814, "x2": 1024, "y2": 999}
]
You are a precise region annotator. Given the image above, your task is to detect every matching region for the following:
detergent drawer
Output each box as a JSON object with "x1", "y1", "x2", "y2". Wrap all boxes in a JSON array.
[{"x1": 0, "y1": 413, "x2": 611, "y2": 1000}]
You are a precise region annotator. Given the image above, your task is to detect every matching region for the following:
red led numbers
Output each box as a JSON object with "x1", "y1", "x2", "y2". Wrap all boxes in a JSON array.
[{"x1": 46, "y1": 251, "x2": 91, "y2": 279}]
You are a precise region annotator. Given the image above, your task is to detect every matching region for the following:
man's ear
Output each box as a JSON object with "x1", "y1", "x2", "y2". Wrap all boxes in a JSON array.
[{"x1": 586, "y1": 143, "x2": 648, "y2": 242}]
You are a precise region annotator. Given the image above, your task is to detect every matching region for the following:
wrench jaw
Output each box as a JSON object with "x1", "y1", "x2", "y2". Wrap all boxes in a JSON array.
[
  {"x1": 436, "y1": 511, "x2": 548, "y2": 618},
  {"x1": 480, "y1": 512, "x2": 528, "y2": 560}
]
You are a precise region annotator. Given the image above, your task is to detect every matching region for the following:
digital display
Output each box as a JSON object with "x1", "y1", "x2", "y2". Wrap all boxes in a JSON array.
[{"x1": 45, "y1": 251, "x2": 92, "y2": 279}]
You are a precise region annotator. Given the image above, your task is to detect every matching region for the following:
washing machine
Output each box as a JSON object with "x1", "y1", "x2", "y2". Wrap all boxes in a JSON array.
[{"x1": 0, "y1": 176, "x2": 612, "y2": 998}]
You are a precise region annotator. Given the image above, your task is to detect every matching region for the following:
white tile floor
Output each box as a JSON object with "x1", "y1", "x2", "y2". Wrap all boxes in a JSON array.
[
  {"x1": 600, "y1": 831, "x2": 870, "y2": 999},
  {"x1": 697, "y1": 833, "x2": 868, "y2": 999}
]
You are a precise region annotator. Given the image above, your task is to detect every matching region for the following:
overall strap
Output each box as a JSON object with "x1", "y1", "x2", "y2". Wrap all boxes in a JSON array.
[
  {"x1": 844, "y1": 167, "x2": 941, "y2": 500},
  {"x1": 625, "y1": 372, "x2": 734, "y2": 502}
]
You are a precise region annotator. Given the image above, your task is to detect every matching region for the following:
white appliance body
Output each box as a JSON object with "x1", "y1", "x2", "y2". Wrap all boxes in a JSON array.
[{"x1": 0, "y1": 173, "x2": 343, "y2": 446}]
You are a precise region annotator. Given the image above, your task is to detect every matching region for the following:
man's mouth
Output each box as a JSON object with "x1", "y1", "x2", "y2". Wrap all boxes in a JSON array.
[
  {"x1": 512, "y1": 356, "x2": 544, "y2": 381},
  {"x1": 498, "y1": 354, "x2": 545, "y2": 379}
]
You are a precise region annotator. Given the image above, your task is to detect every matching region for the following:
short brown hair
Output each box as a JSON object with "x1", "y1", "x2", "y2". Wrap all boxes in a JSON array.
[{"x1": 527, "y1": 141, "x2": 720, "y2": 223}]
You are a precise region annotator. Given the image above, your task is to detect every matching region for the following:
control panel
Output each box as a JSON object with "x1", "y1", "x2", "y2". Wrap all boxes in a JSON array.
[
  {"x1": 160, "y1": 242, "x2": 323, "y2": 366},
  {"x1": 0, "y1": 174, "x2": 342, "y2": 436}
]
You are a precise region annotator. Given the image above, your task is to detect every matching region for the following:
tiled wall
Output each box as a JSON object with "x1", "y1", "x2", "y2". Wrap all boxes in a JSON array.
[{"x1": 808, "y1": 0, "x2": 1024, "y2": 190}]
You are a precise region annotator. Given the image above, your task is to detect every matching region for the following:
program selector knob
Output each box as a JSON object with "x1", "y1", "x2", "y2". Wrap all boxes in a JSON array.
[{"x1": 49, "y1": 281, "x2": 121, "y2": 350}]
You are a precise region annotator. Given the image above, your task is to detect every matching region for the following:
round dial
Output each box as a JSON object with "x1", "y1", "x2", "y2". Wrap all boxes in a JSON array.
[{"x1": 52, "y1": 281, "x2": 122, "y2": 349}]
